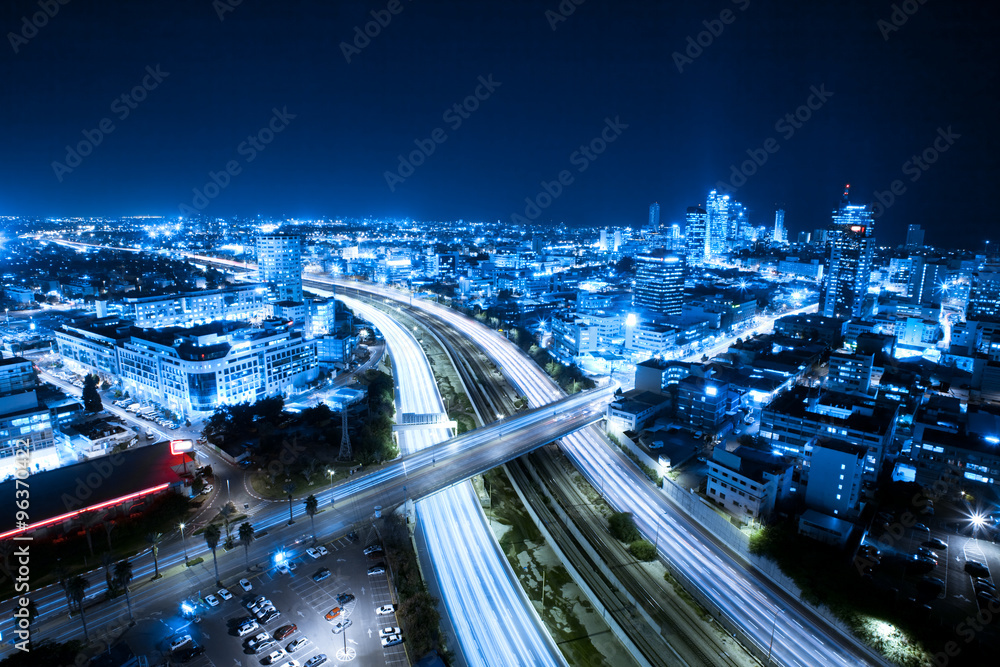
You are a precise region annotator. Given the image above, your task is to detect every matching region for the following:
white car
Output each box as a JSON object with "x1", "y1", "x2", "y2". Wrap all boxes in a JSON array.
[
  {"x1": 239, "y1": 578, "x2": 253, "y2": 592},
  {"x1": 246, "y1": 631, "x2": 271, "y2": 648},
  {"x1": 246, "y1": 596, "x2": 267, "y2": 609},
  {"x1": 380, "y1": 634, "x2": 402, "y2": 647},
  {"x1": 217, "y1": 588, "x2": 233, "y2": 601},
  {"x1": 237, "y1": 621, "x2": 260, "y2": 637},
  {"x1": 317, "y1": 545, "x2": 329, "y2": 556},
  {"x1": 332, "y1": 619, "x2": 352, "y2": 634},
  {"x1": 375, "y1": 604, "x2": 395, "y2": 615},
  {"x1": 379, "y1": 627, "x2": 400, "y2": 638},
  {"x1": 261, "y1": 649, "x2": 286, "y2": 665},
  {"x1": 278, "y1": 661, "x2": 301, "y2": 667},
  {"x1": 306, "y1": 548, "x2": 320, "y2": 559},
  {"x1": 201, "y1": 484, "x2": 214, "y2": 496},
  {"x1": 205, "y1": 594, "x2": 219, "y2": 607},
  {"x1": 169, "y1": 635, "x2": 192, "y2": 651},
  {"x1": 276, "y1": 563, "x2": 290, "y2": 575}
]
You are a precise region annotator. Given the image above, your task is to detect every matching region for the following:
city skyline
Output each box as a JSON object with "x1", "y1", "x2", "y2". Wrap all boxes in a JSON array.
[{"x1": 1, "y1": 1, "x2": 996, "y2": 247}]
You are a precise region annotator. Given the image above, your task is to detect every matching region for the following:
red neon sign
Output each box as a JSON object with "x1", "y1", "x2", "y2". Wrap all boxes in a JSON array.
[{"x1": 0, "y1": 483, "x2": 171, "y2": 541}]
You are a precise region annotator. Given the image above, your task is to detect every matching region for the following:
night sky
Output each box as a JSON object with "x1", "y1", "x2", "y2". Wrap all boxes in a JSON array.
[{"x1": 2, "y1": 0, "x2": 997, "y2": 246}]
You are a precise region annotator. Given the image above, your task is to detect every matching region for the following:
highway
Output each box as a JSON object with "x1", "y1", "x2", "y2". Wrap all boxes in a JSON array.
[
  {"x1": 324, "y1": 278, "x2": 888, "y2": 667},
  {"x1": 0, "y1": 378, "x2": 610, "y2": 662},
  {"x1": 339, "y1": 295, "x2": 570, "y2": 667}
]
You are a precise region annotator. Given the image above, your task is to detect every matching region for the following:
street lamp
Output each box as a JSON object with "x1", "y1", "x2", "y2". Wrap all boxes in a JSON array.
[
  {"x1": 179, "y1": 523, "x2": 188, "y2": 565},
  {"x1": 653, "y1": 511, "x2": 668, "y2": 552},
  {"x1": 766, "y1": 607, "x2": 784, "y2": 665},
  {"x1": 328, "y1": 469, "x2": 335, "y2": 506}
]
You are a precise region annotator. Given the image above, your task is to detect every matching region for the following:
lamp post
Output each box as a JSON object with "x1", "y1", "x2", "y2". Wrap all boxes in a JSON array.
[
  {"x1": 766, "y1": 607, "x2": 784, "y2": 665},
  {"x1": 328, "y1": 469, "x2": 335, "y2": 507},
  {"x1": 653, "y1": 511, "x2": 668, "y2": 552},
  {"x1": 179, "y1": 523, "x2": 188, "y2": 565}
]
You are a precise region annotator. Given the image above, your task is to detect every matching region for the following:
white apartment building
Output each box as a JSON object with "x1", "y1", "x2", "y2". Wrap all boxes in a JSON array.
[
  {"x1": 122, "y1": 283, "x2": 270, "y2": 328},
  {"x1": 706, "y1": 446, "x2": 793, "y2": 522},
  {"x1": 117, "y1": 318, "x2": 317, "y2": 417}
]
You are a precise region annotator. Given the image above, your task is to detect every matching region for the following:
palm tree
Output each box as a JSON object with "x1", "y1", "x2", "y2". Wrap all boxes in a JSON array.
[
  {"x1": 55, "y1": 562, "x2": 72, "y2": 611},
  {"x1": 239, "y1": 522, "x2": 255, "y2": 570},
  {"x1": 113, "y1": 559, "x2": 134, "y2": 622},
  {"x1": 146, "y1": 532, "x2": 163, "y2": 580},
  {"x1": 220, "y1": 501, "x2": 237, "y2": 543},
  {"x1": 283, "y1": 483, "x2": 296, "y2": 525},
  {"x1": 101, "y1": 552, "x2": 116, "y2": 597},
  {"x1": 205, "y1": 524, "x2": 222, "y2": 586},
  {"x1": 304, "y1": 495, "x2": 319, "y2": 542},
  {"x1": 67, "y1": 575, "x2": 90, "y2": 643},
  {"x1": 81, "y1": 513, "x2": 101, "y2": 556},
  {"x1": 103, "y1": 518, "x2": 116, "y2": 551}
]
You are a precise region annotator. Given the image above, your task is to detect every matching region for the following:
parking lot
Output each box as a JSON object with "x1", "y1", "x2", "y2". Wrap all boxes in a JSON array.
[{"x1": 159, "y1": 531, "x2": 409, "y2": 666}]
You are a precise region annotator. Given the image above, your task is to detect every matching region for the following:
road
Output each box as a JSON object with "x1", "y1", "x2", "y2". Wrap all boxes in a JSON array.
[
  {"x1": 341, "y1": 295, "x2": 570, "y2": 667},
  {"x1": 326, "y1": 278, "x2": 888, "y2": 667}
]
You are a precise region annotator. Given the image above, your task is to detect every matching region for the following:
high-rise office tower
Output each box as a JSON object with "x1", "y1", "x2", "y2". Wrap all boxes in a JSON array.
[
  {"x1": 668, "y1": 224, "x2": 682, "y2": 251},
  {"x1": 599, "y1": 229, "x2": 609, "y2": 252},
  {"x1": 907, "y1": 259, "x2": 947, "y2": 306},
  {"x1": 634, "y1": 248, "x2": 685, "y2": 316},
  {"x1": 649, "y1": 202, "x2": 661, "y2": 232},
  {"x1": 257, "y1": 233, "x2": 304, "y2": 302},
  {"x1": 728, "y1": 201, "x2": 748, "y2": 242},
  {"x1": 774, "y1": 209, "x2": 786, "y2": 243},
  {"x1": 613, "y1": 230, "x2": 623, "y2": 252},
  {"x1": 966, "y1": 268, "x2": 1000, "y2": 321},
  {"x1": 685, "y1": 206, "x2": 709, "y2": 265},
  {"x1": 706, "y1": 189, "x2": 730, "y2": 259},
  {"x1": 906, "y1": 224, "x2": 925, "y2": 248},
  {"x1": 821, "y1": 186, "x2": 875, "y2": 319}
]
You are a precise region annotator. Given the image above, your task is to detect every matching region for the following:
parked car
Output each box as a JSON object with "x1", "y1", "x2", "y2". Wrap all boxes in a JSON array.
[
  {"x1": 304, "y1": 656, "x2": 328, "y2": 667},
  {"x1": 205, "y1": 594, "x2": 220, "y2": 607},
  {"x1": 375, "y1": 604, "x2": 396, "y2": 615},
  {"x1": 239, "y1": 578, "x2": 253, "y2": 592},
  {"x1": 379, "y1": 627, "x2": 401, "y2": 638},
  {"x1": 380, "y1": 635, "x2": 403, "y2": 647},
  {"x1": 246, "y1": 631, "x2": 271, "y2": 649},
  {"x1": 306, "y1": 548, "x2": 321, "y2": 559},
  {"x1": 201, "y1": 484, "x2": 214, "y2": 496},
  {"x1": 363, "y1": 544, "x2": 383, "y2": 556},
  {"x1": 237, "y1": 621, "x2": 260, "y2": 637},
  {"x1": 332, "y1": 619, "x2": 352, "y2": 634},
  {"x1": 317, "y1": 545, "x2": 329, "y2": 556},
  {"x1": 274, "y1": 625, "x2": 298, "y2": 641},
  {"x1": 335, "y1": 592, "x2": 355, "y2": 605},
  {"x1": 254, "y1": 640, "x2": 279, "y2": 655},
  {"x1": 966, "y1": 560, "x2": 991, "y2": 578},
  {"x1": 367, "y1": 564, "x2": 386, "y2": 576},
  {"x1": 324, "y1": 607, "x2": 342, "y2": 621},
  {"x1": 175, "y1": 644, "x2": 206, "y2": 662},
  {"x1": 312, "y1": 568, "x2": 331, "y2": 582},
  {"x1": 287, "y1": 638, "x2": 309, "y2": 653},
  {"x1": 261, "y1": 649, "x2": 286, "y2": 665},
  {"x1": 218, "y1": 588, "x2": 233, "y2": 601},
  {"x1": 169, "y1": 635, "x2": 192, "y2": 652},
  {"x1": 922, "y1": 538, "x2": 948, "y2": 550}
]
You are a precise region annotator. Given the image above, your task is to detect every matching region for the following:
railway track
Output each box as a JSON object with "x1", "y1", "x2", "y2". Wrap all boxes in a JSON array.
[{"x1": 336, "y1": 287, "x2": 752, "y2": 667}]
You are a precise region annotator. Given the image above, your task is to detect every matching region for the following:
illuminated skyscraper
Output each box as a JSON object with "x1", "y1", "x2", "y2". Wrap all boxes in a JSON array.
[
  {"x1": 649, "y1": 202, "x2": 660, "y2": 232},
  {"x1": 685, "y1": 205, "x2": 709, "y2": 265},
  {"x1": 706, "y1": 189, "x2": 730, "y2": 259},
  {"x1": 634, "y1": 248, "x2": 685, "y2": 316},
  {"x1": 774, "y1": 209, "x2": 786, "y2": 243},
  {"x1": 257, "y1": 233, "x2": 304, "y2": 302},
  {"x1": 821, "y1": 186, "x2": 875, "y2": 319}
]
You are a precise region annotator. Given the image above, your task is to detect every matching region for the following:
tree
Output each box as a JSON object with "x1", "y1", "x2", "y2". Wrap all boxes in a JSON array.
[
  {"x1": 205, "y1": 524, "x2": 222, "y2": 586},
  {"x1": 608, "y1": 512, "x2": 640, "y2": 543},
  {"x1": 220, "y1": 501, "x2": 237, "y2": 542},
  {"x1": 67, "y1": 575, "x2": 90, "y2": 644},
  {"x1": 192, "y1": 476, "x2": 205, "y2": 495},
  {"x1": 283, "y1": 483, "x2": 296, "y2": 525},
  {"x1": 81, "y1": 513, "x2": 101, "y2": 556},
  {"x1": 239, "y1": 521, "x2": 255, "y2": 570},
  {"x1": 103, "y1": 519, "x2": 116, "y2": 551},
  {"x1": 629, "y1": 540, "x2": 657, "y2": 561},
  {"x1": 113, "y1": 559, "x2": 134, "y2": 622},
  {"x1": 304, "y1": 495, "x2": 319, "y2": 542},
  {"x1": 146, "y1": 532, "x2": 163, "y2": 580},
  {"x1": 101, "y1": 553, "x2": 116, "y2": 598},
  {"x1": 82, "y1": 374, "x2": 102, "y2": 413}
]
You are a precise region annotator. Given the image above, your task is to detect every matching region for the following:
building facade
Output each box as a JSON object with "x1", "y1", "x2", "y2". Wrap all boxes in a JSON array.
[
  {"x1": 821, "y1": 196, "x2": 875, "y2": 319},
  {"x1": 123, "y1": 284, "x2": 270, "y2": 328},
  {"x1": 257, "y1": 233, "x2": 304, "y2": 302},
  {"x1": 634, "y1": 249, "x2": 685, "y2": 316}
]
